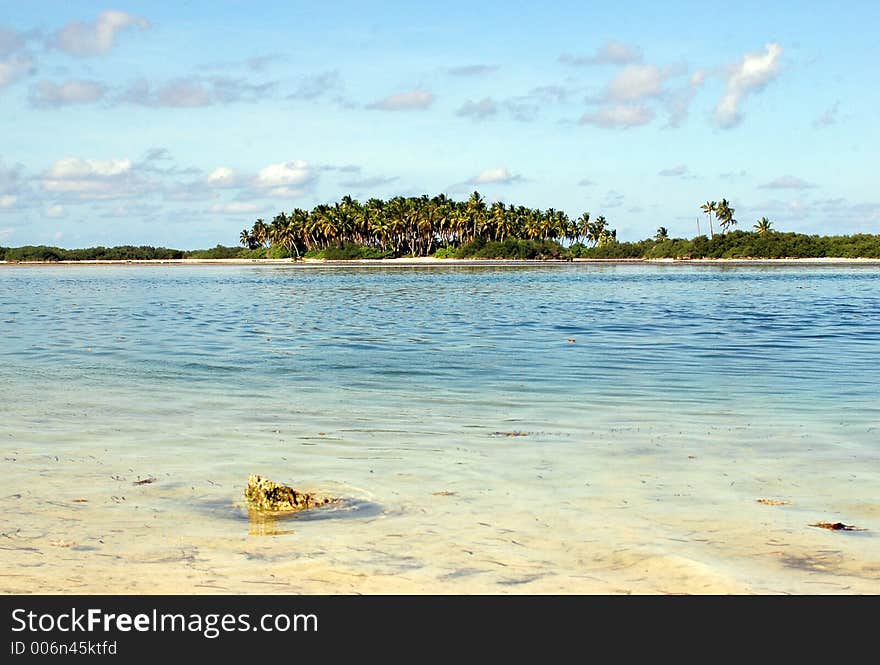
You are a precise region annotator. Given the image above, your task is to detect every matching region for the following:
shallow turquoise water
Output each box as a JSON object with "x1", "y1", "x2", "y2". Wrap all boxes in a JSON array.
[{"x1": 1, "y1": 264, "x2": 878, "y2": 593}]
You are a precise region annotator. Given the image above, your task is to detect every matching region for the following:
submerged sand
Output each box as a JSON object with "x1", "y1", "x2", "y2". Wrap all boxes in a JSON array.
[{"x1": 2, "y1": 444, "x2": 877, "y2": 595}]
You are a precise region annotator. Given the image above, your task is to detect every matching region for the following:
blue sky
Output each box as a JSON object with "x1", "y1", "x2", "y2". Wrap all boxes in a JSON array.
[{"x1": 1, "y1": 1, "x2": 878, "y2": 248}]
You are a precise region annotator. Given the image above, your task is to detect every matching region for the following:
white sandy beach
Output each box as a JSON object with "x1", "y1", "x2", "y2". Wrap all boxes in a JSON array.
[{"x1": 2, "y1": 257, "x2": 880, "y2": 267}]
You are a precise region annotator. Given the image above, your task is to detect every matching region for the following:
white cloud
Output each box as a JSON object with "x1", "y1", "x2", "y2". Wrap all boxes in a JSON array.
[
  {"x1": 560, "y1": 41, "x2": 642, "y2": 66},
  {"x1": 173, "y1": 160, "x2": 316, "y2": 202},
  {"x1": 164, "y1": 182, "x2": 214, "y2": 202},
  {"x1": 0, "y1": 28, "x2": 34, "y2": 91},
  {"x1": 658, "y1": 164, "x2": 688, "y2": 177},
  {"x1": 155, "y1": 79, "x2": 213, "y2": 107},
  {"x1": 41, "y1": 156, "x2": 155, "y2": 200},
  {"x1": 0, "y1": 158, "x2": 28, "y2": 204},
  {"x1": 456, "y1": 97, "x2": 497, "y2": 120},
  {"x1": 0, "y1": 27, "x2": 26, "y2": 57},
  {"x1": 606, "y1": 64, "x2": 670, "y2": 102},
  {"x1": 206, "y1": 167, "x2": 238, "y2": 187},
  {"x1": 121, "y1": 78, "x2": 211, "y2": 107},
  {"x1": 244, "y1": 55, "x2": 279, "y2": 72},
  {"x1": 714, "y1": 43, "x2": 783, "y2": 129},
  {"x1": 48, "y1": 157, "x2": 132, "y2": 179},
  {"x1": 46, "y1": 204, "x2": 65, "y2": 218},
  {"x1": 453, "y1": 85, "x2": 576, "y2": 127},
  {"x1": 119, "y1": 76, "x2": 272, "y2": 107},
  {"x1": 0, "y1": 54, "x2": 35, "y2": 89},
  {"x1": 529, "y1": 85, "x2": 569, "y2": 104},
  {"x1": 29, "y1": 79, "x2": 106, "y2": 107},
  {"x1": 602, "y1": 190, "x2": 625, "y2": 208},
  {"x1": 504, "y1": 98, "x2": 539, "y2": 122},
  {"x1": 447, "y1": 64, "x2": 499, "y2": 76},
  {"x1": 580, "y1": 105, "x2": 654, "y2": 129},
  {"x1": 202, "y1": 54, "x2": 282, "y2": 73},
  {"x1": 255, "y1": 160, "x2": 314, "y2": 189},
  {"x1": 664, "y1": 86, "x2": 699, "y2": 129},
  {"x1": 583, "y1": 60, "x2": 692, "y2": 127},
  {"x1": 0, "y1": 226, "x2": 13, "y2": 240},
  {"x1": 690, "y1": 69, "x2": 709, "y2": 87},
  {"x1": 99, "y1": 202, "x2": 163, "y2": 220},
  {"x1": 758, "y1": 175, "x2": 816, "y2": 190},
  {"x1": 51, "y1": 11, "x2": 150, "y2": 57},
  {"x1": 814, "y1": 199, "x2": 880, "y2": 229},
  {"x1": 144, "y1": 147, "x2": 171, "y2": 162},
  {"x1": 287, "y1": 70, "x2": 343, "y2": 100},
  {"x1": 367, "y1": 89, "x2": 435, "y2": 111},
  {"x1": 751, "y1": 197, "x2": 880, "y2": 233},
  {"x1": 469, "y1": 167, "x2": 522, "y2": 185},
  {"x1": 209, "y1": 202, "x2": 262, "y2": 215},
  {"x1": 251, "y1": 160, "x2": 316, "y2": 197}
]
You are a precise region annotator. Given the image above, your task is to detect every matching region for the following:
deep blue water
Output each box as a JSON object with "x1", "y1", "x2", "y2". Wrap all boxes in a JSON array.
[{"x1": 3, "y1": 264, "x2": 879, "y2": 417}]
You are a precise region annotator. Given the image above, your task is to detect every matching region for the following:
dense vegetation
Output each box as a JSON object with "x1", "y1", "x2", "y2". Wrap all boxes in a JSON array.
[
  {"x1": 0, "y1": 244, "x2": 248, "y2": 262},
  {"x1": 238, "y1": 192, "x2": 615, "y2": 259},
  {"x1": 572, "y1": 231, "x2": 880, "y2": 259},
  {"x1": 2, "y1": 193, "x2": 879, "y2": 261},
  {"x1": 1, "y1": 245, "x2": 187, "y2": 262}
]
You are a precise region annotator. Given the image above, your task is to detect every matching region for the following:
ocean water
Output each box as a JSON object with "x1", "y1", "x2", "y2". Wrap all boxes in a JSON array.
[{"x1": 1, "y1": 263, "x2": 878, "y2": 594}]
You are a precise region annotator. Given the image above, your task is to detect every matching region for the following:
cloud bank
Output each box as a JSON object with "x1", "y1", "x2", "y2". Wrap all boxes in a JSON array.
[
  {"x1": 50, "y1": 11, "x2": 150, "y2": 57},
  {"x1": 367, "y1": 89, "x2": 435, "y2": 111},
  {"x1": 560, "y1": 41, "x2": 642, "y2": 66},
  {"x1": 714, "y1": 43, "x2": 783, "y2": 128}
]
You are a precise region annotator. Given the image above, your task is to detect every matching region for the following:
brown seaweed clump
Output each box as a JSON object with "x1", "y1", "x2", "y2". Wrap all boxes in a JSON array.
[
  {"x1": 244, "y1": 474, "x2": 336, "y2": 512},
  {"x1": 809, "y1": 522, "x2": 867, "y2": 532},
  {"x1": 757, "y1": 498, "x2": 791, "y2": 506}
]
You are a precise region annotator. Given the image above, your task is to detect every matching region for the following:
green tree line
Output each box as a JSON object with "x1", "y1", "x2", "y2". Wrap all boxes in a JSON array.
[
  {"x1": 577, "y1": 230, "x2": 880, "y2": 259},
  {"x1": 238, "y1": 191, "x2": 615, "y2": 259},
  {"x1": 2, "y1": 194, "x2": 879, "y2": 261}
]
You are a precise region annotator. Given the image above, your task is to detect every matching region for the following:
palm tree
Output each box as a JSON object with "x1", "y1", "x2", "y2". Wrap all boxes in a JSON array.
[
  {"x1": 575, "y1": 213, "x2": 590, "y2": 245},
  {"x1": 655, "y1": 227, "x2": 669, "y2": 242},
  {"x1": 467, "y1": 191, "x2": 487, "y2": 240},
  {"x1": 587, "y1": 216, "x2": 607, "y2": 247},
  {"x1": 700, "y1": 201, "x2": 716, "y2": 239},
  {"x1": 316, "y1": 207, "x2": 338, "y2": 248},
  {"x1": 716, "y1": 199, "x2": 737, "y2": 235},
  {"x1": 239, "y1": 229, "x2": 256, "y2": 249},
  {"x1": 236, "y1": 193, "x2": 623, "y2": 258},
  {"x1": 269, "y1": 212, "x2": 288, "y2": 249},
  {"x1": 251, "y1": 219, "x2": 269, "y2": 247},
  {"x1": 754, "y1": 217, "x2": 772, "y2": 235},
  {"x1": 598, "y1": 227, "x2": 616, "y2": 246},
  {"x1": 553, "y1": 209, "x2": 570, "y2": 242}
]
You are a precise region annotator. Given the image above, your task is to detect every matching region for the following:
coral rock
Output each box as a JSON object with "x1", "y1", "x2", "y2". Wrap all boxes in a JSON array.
[{"x1": 244, "y1": 474, "x2": 335, "y2": 512}]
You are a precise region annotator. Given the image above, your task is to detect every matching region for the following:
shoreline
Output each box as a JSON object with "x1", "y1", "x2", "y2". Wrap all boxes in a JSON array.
[{"x1": 2, "y1": 256, "x2": 880, "y2": 267}]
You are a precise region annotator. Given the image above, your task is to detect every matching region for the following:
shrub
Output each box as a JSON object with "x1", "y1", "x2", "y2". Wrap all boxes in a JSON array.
[
  {"x1": 310, "y1": 243, "x2": 394, "y2": 260},
  {"x1": 185, "y1": 245, "x2": 249, "y2": 259},
  {"x1": 432, "y1": 247, "x2": 458, "y2": 259},
  {"x1": 455, "y1": 238, "x2": 571, "y2": 259}
]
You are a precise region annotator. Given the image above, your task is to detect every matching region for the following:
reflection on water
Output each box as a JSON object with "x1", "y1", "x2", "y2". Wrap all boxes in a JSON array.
[
  {"x1": 0, "y1": 264, "x2": 878, "y2": 593},
  {"x1": 247, "y1": 510, "x2": 297, "y2": 537},
  {"x1": 245, "y1": 499, "x2": 385, "y2": 536}
]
